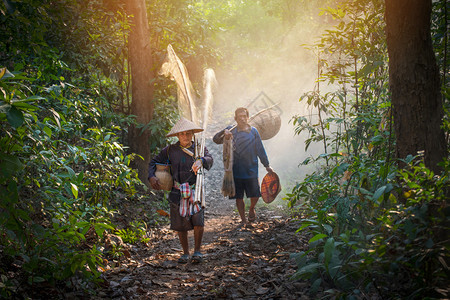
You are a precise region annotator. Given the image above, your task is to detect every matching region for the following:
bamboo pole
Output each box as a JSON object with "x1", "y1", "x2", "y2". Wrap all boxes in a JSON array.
[{"x1": 218, "y1": 103, "x2": 280, "y2": 138}]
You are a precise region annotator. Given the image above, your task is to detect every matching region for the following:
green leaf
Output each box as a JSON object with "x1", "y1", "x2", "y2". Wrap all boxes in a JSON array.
[
  {"x1": 87, "y1": 260, "x2": 99, "y2": 276},
  {"x1": 310, "y1": 277, "x2": 322, "y2": 293},
  {"x1": 323, "y1": 224, "x2": 333, "y2": 234},
  {"x1": 301, "y1": 157, "x2": 312, "y2": 165},
  {"x1": 6, "y1": 106, "x2": 24, "y2": 128},
  {"x1": 12, "y1": 101, "x2": 38, "y2": 111},
  {"x1": 65, "y1": 166, "x2": 76, "y2": 178},
  {"x1": 309, "y1": 233, "x2": 327, "y2": 243},
  {"x1": 77, "y1": 171, "x2": 84, "y2": 184},
  {"x1": 16, "y1": 208, "x2": 31, "y2": 221},
  {"x1": 70, "y1": 183, "x2": 78, "y2": 199},
  {"x1": 25, "y1": 95, "x2": 45, "y2": 101},
  {"x1": 43, "y1": 126, "x2": 52, "y2": 138},
  {"x1": 0, "y1": 103, "x2": 11, "y2": 114},
  {"x1": 0, "y1": 155, "x2": 24, "y2": 177},
  {"x1": 32, "y1": 276, "x2": 46, "y2": 283},
  {"x1": 94, "y1": 223, "x2": 114, "y2": 238},
  {"x1": 324, "y1": 238, "x2": 335, "y2": 267},
  {"x1": 295, "y1": 262, "x2": 322, "y2": 277},
  {"x1": 71, "y1": 261, "x2": 79, "y2": 274},
  {"x1": 372, "y1": 185, "x2": 387, "y2": 202},
  {"x1": 290, "y1": 251, "x2": 307, "y2": 266},
  {"x1": 50, "y1": 108, "x2": 61, "y2": 129},
  {"x1": 95, "y1": 223, "x2": 115, "y2": 231},
  {"x1": 297, "y1": 221, "x2": 314, "y2": 232},
  {"x1": 0, "y1": 68, "x2": 14, "y2": 80}
]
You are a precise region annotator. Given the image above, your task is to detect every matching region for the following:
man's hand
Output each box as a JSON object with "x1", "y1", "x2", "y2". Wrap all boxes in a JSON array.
[
  {"x1": 265, "y1": 166, "x2": 274, "y2": 174},
  {"x1": 192, "y1": 158, "x2": 203, "y2": 175},
  {"x1": 149, "y1": 176, "x2": 161, "y2": 190},
  {"x1": 224, "y1": 129, "x2": 232, "y2": 140}
]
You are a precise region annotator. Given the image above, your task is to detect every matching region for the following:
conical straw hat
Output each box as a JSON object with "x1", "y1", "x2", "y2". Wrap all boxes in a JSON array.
[{"x1": 166, "y1": 117, "x2": 203, "y2": 137}]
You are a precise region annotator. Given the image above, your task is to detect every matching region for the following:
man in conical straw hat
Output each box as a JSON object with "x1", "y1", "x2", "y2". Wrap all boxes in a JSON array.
[
  {"x1": 148, "y1": 117, "x2": 213, "y2": 263},
  {"x1": 213, "y1": 107, "x2": 274, "y2": 226}
]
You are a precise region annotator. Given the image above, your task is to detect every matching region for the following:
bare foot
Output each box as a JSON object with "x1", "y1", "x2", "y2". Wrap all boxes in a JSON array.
[
  {"x1": 248, "y1": 209, "x2": 256, "y2": 222},
  {"x1": 237, "y1": 220, "x2": 247, "y2": 229}
]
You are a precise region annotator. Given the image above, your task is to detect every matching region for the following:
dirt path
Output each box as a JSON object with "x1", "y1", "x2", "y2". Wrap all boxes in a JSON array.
[
  {"x1": 96, "y1": 214, "x2": 310, "y2": 299},
  {"x1": 93, "y1": 125, "x2": 312, "y2": 299}
]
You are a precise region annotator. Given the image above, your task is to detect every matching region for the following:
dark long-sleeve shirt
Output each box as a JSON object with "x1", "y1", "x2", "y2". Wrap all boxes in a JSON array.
[
  {"x1": 148, "y1": 141, "x2": 213, "y2": 204},
  {"x1": 213, "y1": 126, "x2": 269, "y2": 179}
]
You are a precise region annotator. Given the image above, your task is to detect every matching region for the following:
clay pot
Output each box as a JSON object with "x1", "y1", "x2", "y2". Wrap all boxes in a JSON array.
[{"x1": 155, "y1": 164, "x2": 173, "y2": 191}]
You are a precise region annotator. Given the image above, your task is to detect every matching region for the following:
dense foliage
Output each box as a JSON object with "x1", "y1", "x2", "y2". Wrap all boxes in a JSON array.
[
  {"x1": 0, "y1": 67, "x2": 141, "y2": 296},
  {"x1": 288, "y1": 0, "x2": 449, "y2": 299},
  {"x1": 0, "y1": 0, "x2": 167, "y2": 296}
]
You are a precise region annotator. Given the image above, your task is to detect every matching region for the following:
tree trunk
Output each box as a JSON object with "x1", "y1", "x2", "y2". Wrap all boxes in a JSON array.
[
  {"x1": 385, "y1": 0, "x2": 447, "y2": 173},
  {"x1": 125, "y1": 0, "x2": 154, "y2": 185}
]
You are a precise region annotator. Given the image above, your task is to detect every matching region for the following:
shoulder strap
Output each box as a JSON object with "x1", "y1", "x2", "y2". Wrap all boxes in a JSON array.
[{"x1": 180, "y1": 147, "x2": 194, "y2": 157}]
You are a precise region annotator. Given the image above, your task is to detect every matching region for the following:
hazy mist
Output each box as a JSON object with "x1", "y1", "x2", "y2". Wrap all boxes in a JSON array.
[{"x1": 203, "y1": 11, "x2": 332, "y2": 200}]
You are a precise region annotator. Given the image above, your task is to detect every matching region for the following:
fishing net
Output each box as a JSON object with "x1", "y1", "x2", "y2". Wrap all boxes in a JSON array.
[
  {"x1": 221, "y1": 137, "x2": 235, "y2": 197},
  {"x1": 159, "y1": 44, "x2": 199, "y2": 124}
]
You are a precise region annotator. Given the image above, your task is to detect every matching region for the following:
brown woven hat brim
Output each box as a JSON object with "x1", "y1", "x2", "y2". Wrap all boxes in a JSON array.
[{"x1": 166, "y1": 117, "x2": 204, "y2": 137}]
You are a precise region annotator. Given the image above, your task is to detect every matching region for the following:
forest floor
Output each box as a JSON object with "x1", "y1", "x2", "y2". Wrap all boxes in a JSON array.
[{"x1": 90, "y1": 128, "x2": 318, "y2": 300}]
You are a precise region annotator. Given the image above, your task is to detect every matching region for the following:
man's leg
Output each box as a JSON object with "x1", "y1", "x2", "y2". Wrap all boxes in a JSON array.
[
  {"x1": 178, "y1": 231, "x2": 189, "y2": 255},
  {"x1": 248, "y1": 197, "x2": 259, "y2": 221},
  {"x1": 193, "y1": 225, "x2": 204, "y2": 253},
  {"x1": 236, "y1": 198, "x2": 247, "y2": 223}
]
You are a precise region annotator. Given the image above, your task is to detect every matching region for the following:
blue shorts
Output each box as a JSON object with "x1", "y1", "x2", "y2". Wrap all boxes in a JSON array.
[{"x1": 229, "y1": 177, "x2": 261, "y2": 199}]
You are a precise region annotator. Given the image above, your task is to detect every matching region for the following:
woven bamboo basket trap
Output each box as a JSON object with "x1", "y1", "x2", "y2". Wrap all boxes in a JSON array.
[{"x1": 249, "y1": 108, "x2": 281, "y2": 140}]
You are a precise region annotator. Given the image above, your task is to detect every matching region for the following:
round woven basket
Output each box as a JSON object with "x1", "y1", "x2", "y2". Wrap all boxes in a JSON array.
[
  {"x1": 261, "y1": 172, "x2": 281, "y2": 203},
  {"x1": 249, "y1": 108, "x2": 281, "y2": 140}
]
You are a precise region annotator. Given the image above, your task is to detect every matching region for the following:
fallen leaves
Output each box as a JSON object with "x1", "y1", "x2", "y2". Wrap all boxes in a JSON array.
[
  {"x1": 255, "y1": 286, "x2": 270, "y2": 295},
  {"x1": 156, "y1": 209, "x2": 170, "y2": 217},
  {"x1": 95, "y1": 210, "x2": 313, "y2": 299}
]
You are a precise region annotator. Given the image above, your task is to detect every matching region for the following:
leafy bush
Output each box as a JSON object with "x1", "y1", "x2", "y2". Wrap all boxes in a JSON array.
[
  {"x1": 366, "y1": 158, "x2": 449, "y2": 299},
  {"x1": 289, "y1": 153, "x2": 395, "y2": 295},
  {"x1": 288, "y1": 0, "x2": 449, "y2": 298},
  {"x1": 0, "y1": 67, "x2": 141, "y2": 296},
  {"x1": 290, "y1": 153, "x2": 449, "y2": 299},
  {"x1": 115, "y1": 220, "x2": 150, "y2": 245}
]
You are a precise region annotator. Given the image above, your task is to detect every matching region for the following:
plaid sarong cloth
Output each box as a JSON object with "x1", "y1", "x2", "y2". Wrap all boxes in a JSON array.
[{"x1": 174, "y1": 181, "x2": 201, "y2": 217}]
